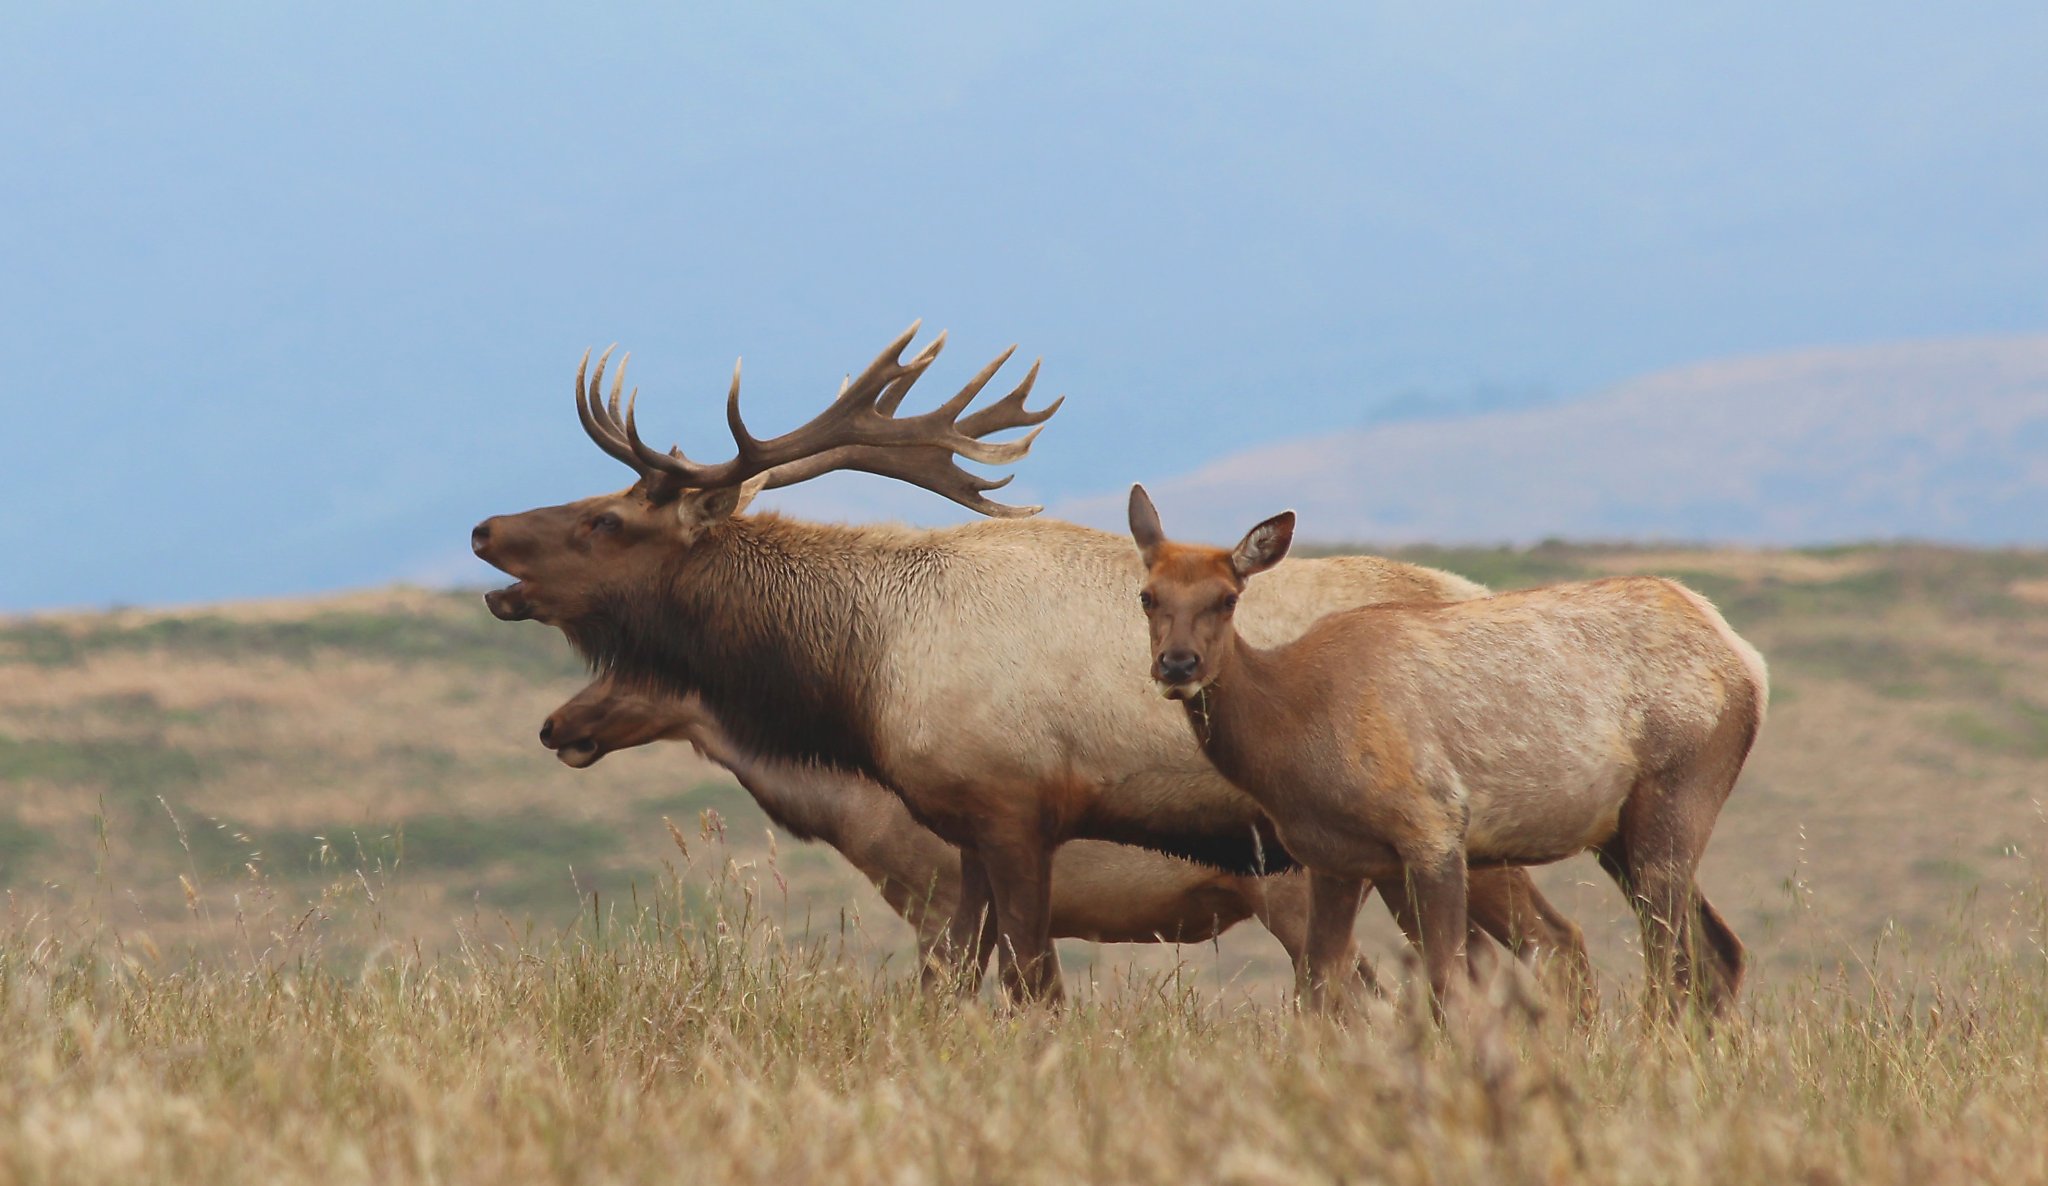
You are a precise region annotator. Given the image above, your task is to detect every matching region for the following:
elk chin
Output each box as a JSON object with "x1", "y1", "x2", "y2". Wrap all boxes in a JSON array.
[
  {"x1": 484, "y1": 584, "x2": 536, "y2": 622},
  {"x1": 554, "y1": 740, "x2": 604, "y2": 769},
  {"x1": 1155, "y1": 680, "x2": 1205, "y2": 701}
]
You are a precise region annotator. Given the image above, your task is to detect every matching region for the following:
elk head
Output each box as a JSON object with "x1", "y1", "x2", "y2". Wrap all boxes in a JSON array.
[
  {"x1": 1128, "y1": 485, "x2": 1294, "y2": 699},
  {"x1": 472, "y1": 323, "x2": 1061, "y2": 627},
  {"x1": 540, "y1": 676, "x2": 706, "y2": 768}
]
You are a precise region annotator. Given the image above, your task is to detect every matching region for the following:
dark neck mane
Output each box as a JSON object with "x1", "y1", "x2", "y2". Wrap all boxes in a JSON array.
[{"x1": 567, "y1": 515, "x2": 927, "y2": 777}]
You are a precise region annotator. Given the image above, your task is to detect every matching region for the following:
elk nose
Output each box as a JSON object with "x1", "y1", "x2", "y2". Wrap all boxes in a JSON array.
[
  {"x1": 1158, "y1": 651, "x2": 1200, "y2": 683},
  {"x1": 538, "y1": 717, "x2": 557, "y2": 748},
  {"x1": 470, "y1": 520, "x2": 493, "y2": 555}
]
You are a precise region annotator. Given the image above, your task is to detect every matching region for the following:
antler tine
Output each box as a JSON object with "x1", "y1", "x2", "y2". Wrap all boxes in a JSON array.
[
  {"x1": 893, "y1": 343, "x2": 1016, "y2": 420},
  {"x1": 753, "y1": 442, "x2": 1044, "y2": 518},
  {"x1": 955, "y1": 424, "x2": 1046, "y2": 466},
  {"x1": 622, "y1": 388, "x2": 702, "y2": 482},
  {"x1": 725, "y1": 328, "x2": 944, "y2": 465},
  {"x1": 874, "y1": 334, "x2": 949, "y2": 416},
  {"x1": 959, "y1": 358, "x2": 1061, "y2": 439},
  {"x1": 576, "y1": 346, "x2": 644, "y2": 472},
  {"x1": 604, "y1": 351, "x2": 628, "y2": 428}
]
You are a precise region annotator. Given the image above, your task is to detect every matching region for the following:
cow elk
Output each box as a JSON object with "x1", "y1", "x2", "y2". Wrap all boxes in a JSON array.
[
  {"x1": 541, "y1": 675, "x2": 1598, "y2": 1005},
  {"x1": 1128, "y1": 485, "x2": 1764, "y2": 1020},
  {"x1": 473, "y1": 324, "x2": 1592, "y2": 1003}
]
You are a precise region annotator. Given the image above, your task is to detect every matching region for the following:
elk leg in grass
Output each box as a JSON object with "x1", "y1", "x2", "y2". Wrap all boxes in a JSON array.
[
  {"x1": 1252, "y1": 872, "x2": 1378, "y2": 994},
  {"x1": 1464, "y1": 867, "x2": 1598, "y2": 1019},
  {"x1": 1299, "y1": 871, "x2": 1369, "y2": 1010},
  {"x1": 1375, "y1": 878, "x2": 1493, "y2": 971},
  {"x1": 1383, "y1": 865, "x2": 1599, "y2": 1018},
  {"x1": 921, "y1": 851, "x2": 996, "y2": 994},
  {"x1": 977, "y1": 835, "x2": 1062, "y2": 1002},
  {"x1": 1404, "y1": 848, "x2": 1472, "y2": 1013},
  {"x1": 1599, "y1": 765, "x2": 1748, "y2": 1020}
]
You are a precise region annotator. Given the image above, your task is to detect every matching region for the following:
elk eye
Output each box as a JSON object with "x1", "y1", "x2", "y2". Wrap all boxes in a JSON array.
[
  {"x1": 1138, "y1": 591, "x2": 1156, "y2": 610},
  {"x1": 591, "y1": 512, "x2": 622, "y2": 534},
  {"x1": 1221, "y1": 594, "x2": 1239, "y2": 611}
]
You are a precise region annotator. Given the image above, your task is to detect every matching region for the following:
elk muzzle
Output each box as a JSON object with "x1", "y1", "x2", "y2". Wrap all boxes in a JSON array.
[
  {"x1": 483, "y1": 584, "x2": 535, "y2": 622},
  {"x1": 1155, "y1": 650, "x2": 1203, "y2": 697},
  {"x1": 538, "y1": 712, "x2": 605, "y2": 768}
]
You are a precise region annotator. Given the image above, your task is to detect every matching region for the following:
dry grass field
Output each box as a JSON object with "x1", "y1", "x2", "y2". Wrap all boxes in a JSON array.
[{"x1": 3, "y1": 542, "x2": 2047, "y2": 1182}]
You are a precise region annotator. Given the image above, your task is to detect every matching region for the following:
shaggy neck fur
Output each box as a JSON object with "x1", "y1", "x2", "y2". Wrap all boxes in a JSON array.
[{"x1": 567, "y1": 514, "x2": 935, "y2": 777}]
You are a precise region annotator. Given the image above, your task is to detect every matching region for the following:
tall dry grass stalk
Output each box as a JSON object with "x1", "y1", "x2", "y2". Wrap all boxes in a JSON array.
[{"x1": 1, "y1": 824, "x2": 2046, "y2": 1186}]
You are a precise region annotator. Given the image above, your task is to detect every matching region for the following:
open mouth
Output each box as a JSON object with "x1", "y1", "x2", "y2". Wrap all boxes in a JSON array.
[
  {"x1": 554, "y1": 740, "x2": 604, "y2": 769},
  {"x1": 484, "y1": 583, "x2": 535, "y2": 621},
  {"x1": 1156, "y1": 681, "x2": 1202, "y2": 701}
]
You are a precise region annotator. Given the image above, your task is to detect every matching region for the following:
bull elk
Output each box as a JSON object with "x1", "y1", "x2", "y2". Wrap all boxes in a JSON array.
[
  {"x1": 541, "y1": 674, "x2": 1597, "y2": 1004},
  {"x1": 471, "y1": 324, "x2": 1591, "y2": 1002},
  {"x1": 1128, "y1": 485, "x2": 1764, "y2": 1019}
]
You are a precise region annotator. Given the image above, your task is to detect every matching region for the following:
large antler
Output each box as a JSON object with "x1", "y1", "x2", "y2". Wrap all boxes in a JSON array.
[{"x1": 575, "y1": 323, "x2": 1062, "y2": 518}]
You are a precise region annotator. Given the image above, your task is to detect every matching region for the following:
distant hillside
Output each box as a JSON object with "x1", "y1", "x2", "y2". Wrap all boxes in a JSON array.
[{"x1": 1058, "y1": 335, "x2": 2048, "y2": 547}]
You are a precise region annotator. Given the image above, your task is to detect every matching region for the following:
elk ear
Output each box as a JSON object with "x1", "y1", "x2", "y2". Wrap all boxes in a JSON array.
[
  {"x1": 1128, "y1": 484, "x2": 1167, "y2": 566},
  {"x1": 1229, "y1": 511, "x2": 1294, "y2": 580},
  {"x1": 729, "y1": 473, "x2": 772, "y2": 517},
  {"x1": 675, "y1": 484, "x2": 748, "y2": 531}
]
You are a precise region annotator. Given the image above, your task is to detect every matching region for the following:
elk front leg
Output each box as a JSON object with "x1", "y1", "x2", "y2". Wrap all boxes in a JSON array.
[
  {"x1": 921, "y1": 849, "x2": 995, "y2": 995},
  {"x1": 1299, "y1": 869, "x2": 1367, "y2": 1011},
  {"x1": 978, "y1": 834, "x2": 1062, "y2": 1005},
  {"x1": 1402, "y1": 849, "x2": 1471, "y2": 1017},
  {"x1": 1252, "y1": 871, "x2": 1380, "y2": 995}
]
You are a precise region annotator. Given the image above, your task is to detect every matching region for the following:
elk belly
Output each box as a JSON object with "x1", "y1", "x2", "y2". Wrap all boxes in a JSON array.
[{"x1": 1462, "y1": 763, "x2": 1636, "y2": 865}]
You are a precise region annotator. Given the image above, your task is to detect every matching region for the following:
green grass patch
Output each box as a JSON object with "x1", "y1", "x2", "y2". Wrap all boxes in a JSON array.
[
  {"x1": 256, "y1": 811, "x2": 623, "y2": 876},
  {"x1": 1911, "y1": 857, "x2": 1981, "y2": 883},
  {"x1": 641, "y1": 780, "x2": 758, "y2": 823},
  {"x1": 80, "y1": 691, "x2": 216, "y2": 726},
  {"x1": 1940, "y1": 700, "x2": 2048, "y2": 758},
  {"x1": 0, "y1": 605, "x2": 580, "y2": 678},
  {"x1": 1368, "y1": 541, "x2": 1598, "y2": 591},
  {"x1": 1768, "y1": 634, "x2": 2006, "y2": 700},
  {"x1": 0, "y1": 813, "x2": 50, "y2": 871},
  {"x1": 0, "y1": 734, "x2": 204, "y2": 802}
]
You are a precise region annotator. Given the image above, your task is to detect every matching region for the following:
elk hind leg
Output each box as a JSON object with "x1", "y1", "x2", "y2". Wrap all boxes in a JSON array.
[
  {"x1": 1465, "y1": 865, "x2": 1598, "y2": 1021},
  {"x1": 1598, "y1": 767, "x2": 1744, "y2": 1021}
]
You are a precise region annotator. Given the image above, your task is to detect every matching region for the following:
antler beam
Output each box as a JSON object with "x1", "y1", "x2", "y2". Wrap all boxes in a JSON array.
[{"x1": 575, "y1": 324, "x2": 1062, "y2": 517}]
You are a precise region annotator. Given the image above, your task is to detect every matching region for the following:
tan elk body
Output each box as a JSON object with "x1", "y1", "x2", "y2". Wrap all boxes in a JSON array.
[
  {"x1": 472, "y1": 325, "x2": 1592, "y2": 1000},
  {"x1": 541, "y1": 675, "x2": 1596, "y2": 997},
  {"x1": 1129, "y1": 486, "x2": 1765, "y2": 1017}
]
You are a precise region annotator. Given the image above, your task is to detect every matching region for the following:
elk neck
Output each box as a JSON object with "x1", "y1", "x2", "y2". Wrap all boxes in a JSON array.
[
  {"x1": 1177, "y1": 631, "x2": 1292, "y2": 789},
  {"x1": 568, "y1": 513, "x2": 935, "y2": 779}
]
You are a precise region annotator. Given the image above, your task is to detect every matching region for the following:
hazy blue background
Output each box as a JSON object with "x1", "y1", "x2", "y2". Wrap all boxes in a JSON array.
[{"x1": 4, "y1": 3, "x2": 2045, "y2": 609}]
